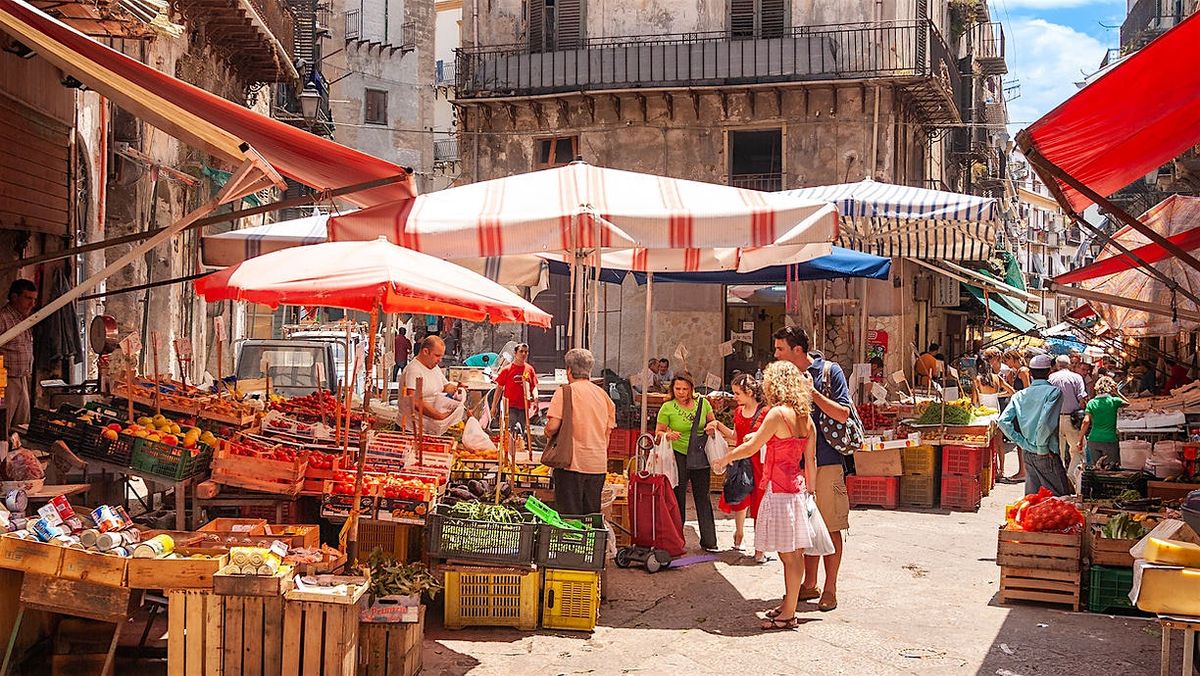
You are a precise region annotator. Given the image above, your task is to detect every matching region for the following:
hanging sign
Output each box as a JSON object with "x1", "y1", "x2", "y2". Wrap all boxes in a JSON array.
[
  {"x1": 213, "y1": 316, "x2": 227, "y2": 342},
  {"x1": 704, "y1": 373, "x2": 722, "y2": 390},
  {"x1": 730, "y1": 330, "x2": 754, "y2": 344}
]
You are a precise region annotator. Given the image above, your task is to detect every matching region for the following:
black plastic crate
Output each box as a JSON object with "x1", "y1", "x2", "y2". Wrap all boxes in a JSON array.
[
  {"x1": 426, "y1": 502, "x2": 538, "y2": 565},
  {"x1": 78, "y1": 429, "x2": 137, "y2": 466},
  {"x1": 26, "y1": 407, "x2": 86, "y2": 447},
  {"x1": 1081, "y1": 469, "x2": 1149, "y2": 500},
  {"x1": 536, "y1": 513, "x2": 607, "y2": 571}
]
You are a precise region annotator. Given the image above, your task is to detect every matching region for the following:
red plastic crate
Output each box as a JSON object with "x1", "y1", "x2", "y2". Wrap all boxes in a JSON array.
[
  {"x1": 942, "y1": 445, "x2": 983, "y2": 477},
  {"x1": 940, "y1": 474, "x2": 982, "y2": 512},
  {"x1": 846, "y1": 475, "x2": 899, "y2": 509},
  {"x1": 608, "y1": 428, "x2": 636, "y2": 458}
]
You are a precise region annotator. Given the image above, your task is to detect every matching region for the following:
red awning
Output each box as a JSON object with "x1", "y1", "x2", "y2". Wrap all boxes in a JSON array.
[
  {"x1": 1055, "y1": 196, "x2": 1200, "y2": 284},
  {"x1": 0, "y1": 0, "x2": 415, "y2": 207},
  {"x1": 1016, "y1": 11, "x2": 1200, "y2": 214}
]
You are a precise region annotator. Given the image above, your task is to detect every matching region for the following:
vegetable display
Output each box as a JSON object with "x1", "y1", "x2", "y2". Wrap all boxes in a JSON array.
[
  {"x1": 448, "y1": 501, "x2": 522, "y2": 524},
  {"x1": 914, "y1": 399, "x2": 974, "y2": 425},
  {"x1": 1005, "y1": 487, "x2": 1084, "y2": 533},
  {"x1": 364, "y1": 548, "x2": 442, "y2": 600},
  {"x1": 1098, "y1": 512, "x2": 1152, "y2": 540}
]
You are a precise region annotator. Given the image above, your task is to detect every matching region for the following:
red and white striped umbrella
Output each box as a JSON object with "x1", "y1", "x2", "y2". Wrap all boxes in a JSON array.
[{"x1": 326, "y1": 161, "x2": 839, "y2": 257}]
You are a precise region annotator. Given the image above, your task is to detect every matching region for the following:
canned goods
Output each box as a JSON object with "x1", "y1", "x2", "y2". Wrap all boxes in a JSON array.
[
  {"x1": 37, "y1": 503, "x2": 62, "y2": 526},
  {"x1": 108, "y1": 547, "x2": 131, "y2": 557},
  {"x1": 4, "y1": 490, "x2": 27, "y2": 514},
  {"x1": 49, "y1": 496, "x2": 75, "y2": 522},
  {"x1": 79, "y1": 529, "x2": 100, "y2": 548},
  {"x1": 32, "y1": 517, "x2": 64, "y2": 542},
  {"x1": 132, "y1": 534, "x2": 175, "y2": 559},
  {"x1": 91, "y1": 505, "x2": 122, "y2": 533},
  {"x1": 97, "y1": 529, "x2": 140, "y2": 551}
]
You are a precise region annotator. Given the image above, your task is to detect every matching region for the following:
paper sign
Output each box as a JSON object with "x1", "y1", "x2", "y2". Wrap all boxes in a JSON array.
[
  {"x1": 554, "y1": 368, "x2": 568, "y2": 384},
  {"x1": 173, "y1": 338, "x2": 193, "y2": 359},
  {"x1": 674, "y1": 343, "x2": 689, "y2": 362},
  {"x1": 741, "y1": 321, "x2": 755, "y2": 331},
  {"x1": 119, "y1": 333, "x2": 141, "y2": 355},
  {"x1": 890, "y1": 370, "x2": 906, "y2": 384},
  {"x1": 705, "y1": 373, "x2": 722, "y2": 390},
  {"x1": 730, "y1": 330, "x2": 754, "y2": 344},
  {"x1": 718, "y1": 340, "x2": 734, "y2": 357},
  {"x1": 871, "y1": 382, "x2": 887, "y2": 403},
  {"x1": 947, "y1": 366, "x2": 959, "y2": 379},
  {"x1": 853, "y1": 363, "x2": 871, "y2": 380},
  {"x1": 213, "y1": 316, "x2": 227, "y2": 342},
  {"x1": 943, "y1": 386, "x2": 959, "y2": 401}
]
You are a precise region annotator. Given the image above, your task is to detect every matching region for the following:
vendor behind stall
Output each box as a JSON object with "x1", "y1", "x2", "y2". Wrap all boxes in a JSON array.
[
  {"x1": 0, "y1": 279, "x2": 37, "y2": 430},
  {"x1": 401, "y1": 335, "x2": 465, "y2": 436}
]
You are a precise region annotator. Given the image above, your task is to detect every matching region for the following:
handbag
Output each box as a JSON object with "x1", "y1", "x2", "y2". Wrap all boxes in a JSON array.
[
  {"x1": 685, "y1": 397, "x2": 710, "y2": 470},
  {"x1": 723, "y1": 407, "x2": 764, "y2": 505},
  {"x1": 541, "y1": 384, "x2": 574, "y2": 469},
  {"x1": 818, "y1": 362, "x2": 863, "y2": 456}
]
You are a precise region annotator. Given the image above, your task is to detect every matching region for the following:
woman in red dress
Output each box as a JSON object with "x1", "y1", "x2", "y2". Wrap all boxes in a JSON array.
[{"x1": 707, "y1": 373, "x2": 768, "y2": 562}]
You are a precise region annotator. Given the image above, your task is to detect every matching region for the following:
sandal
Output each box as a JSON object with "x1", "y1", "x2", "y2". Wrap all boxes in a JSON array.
[
  {"x1": 760, "y1": 616, "x2": 800, "y2": 631},
  {"x1": 818, "y1": 594, "x2": 838, "y2": 612},
  {"x1": 798, "y1": 587, "x2": 821, "y2": 601}
]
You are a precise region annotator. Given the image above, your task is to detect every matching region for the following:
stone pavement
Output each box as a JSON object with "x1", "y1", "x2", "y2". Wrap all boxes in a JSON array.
[{"x1": 424, "y1": 451, "x2": 1168, "y2": 675}]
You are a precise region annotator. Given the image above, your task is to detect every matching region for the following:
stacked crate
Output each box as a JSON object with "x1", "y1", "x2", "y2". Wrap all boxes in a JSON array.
[
  {"x1": 996, "y1": 527, "x2": 1082, "y2": 610},
  {"x1": 845, "y1": 475, "x2": 899, "y2": 509},
  {"x1": 940, "y1": 445, "x2": 983, "y2": 511},
  {"x1": 899, "y1": 444, "x2": 938, "y2": 508},
  {"x1": 1084, "y1": 512, "x2": 1148, "y2": 615}
]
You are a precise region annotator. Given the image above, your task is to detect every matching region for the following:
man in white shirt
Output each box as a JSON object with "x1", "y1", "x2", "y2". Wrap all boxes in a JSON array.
[
  {"x1": 631, "y1": 358, "x2": 661, "y2": 393},
  {"x1": 1048, "y1": 354, "x2": 1088, "y2": 488},
  {"x1": 401, "y1": 335, "x2": 464, "y2": 435}
]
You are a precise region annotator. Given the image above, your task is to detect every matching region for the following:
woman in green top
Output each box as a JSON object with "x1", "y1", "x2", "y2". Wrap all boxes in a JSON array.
[
  {"x1": 655, "y1": 373, "x2": 719, "y2": 552},
  {"x1": 1081, "y1": 375, "x2": 1127, "y2": 467}
]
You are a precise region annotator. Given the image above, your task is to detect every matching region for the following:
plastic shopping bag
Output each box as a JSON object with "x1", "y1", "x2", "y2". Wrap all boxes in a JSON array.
[
  {"x1": 651, "y1": 436, "x2": 679, "y2": 488},
  {"x1": 806, "y1": 493, "x2": 836, "y2": 557},
  {"x1": 460, "y1": 416, "x2": 496, "y2": 452},
  {"x1": 705, "y1": 433, "x2": 730, "y2": 475}
]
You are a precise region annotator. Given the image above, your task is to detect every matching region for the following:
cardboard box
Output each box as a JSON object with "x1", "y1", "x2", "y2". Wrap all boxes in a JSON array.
[{"x1": 852, "y1": 448, "x2": 903, "y2": 477}]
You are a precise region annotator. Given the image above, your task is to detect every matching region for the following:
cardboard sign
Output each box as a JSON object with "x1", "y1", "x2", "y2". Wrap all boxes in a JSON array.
[
  {"x1": 730, "y1": 330, "x2": 754, "y2": 344},
  {"x1": 213, "y1": 316, "x2": 227, "y2": 342},
  {"x1": 890, "y1": 370, "x2": 906, "y2": 384},
  {"x1": 718, "y1": 340, "x2": 734, "y2": 357},
  {"x1": 173, "y1": 338, "x2": 193, "y2": 359},
  {"x1": 704, "y1": 372, "x2": 722, "y2": 390}
]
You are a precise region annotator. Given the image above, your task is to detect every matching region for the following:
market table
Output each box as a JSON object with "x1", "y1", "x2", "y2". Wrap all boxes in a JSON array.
[
  {"x1": 1158, "y1": 615, "x2": 1200, "y2": 676},
  {"x1": 81, "y1": 456, "x2": 193, "y2": 531},
  {"x1": 24, "y1": 483, "x2": 91, "y2": 503},
  {"x1": 192, "y1": 485, "x2": 293, "y2": 527}
]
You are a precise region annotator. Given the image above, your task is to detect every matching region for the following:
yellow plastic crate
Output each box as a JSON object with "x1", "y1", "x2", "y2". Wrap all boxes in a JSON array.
[
  {"x1": 443, "y1": 566, "x2": 540, "y2": 630},
  {"x1": 356, "y1": 519, "x2": 422, "y2": 563},
  {"x1": 542, "y1": 569, "x2": 600, "y2": 632}
]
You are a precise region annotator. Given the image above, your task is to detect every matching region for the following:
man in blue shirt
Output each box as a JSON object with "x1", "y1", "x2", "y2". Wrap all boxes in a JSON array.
[
  {"x1": 775, "y1": 325, "x2": 851, "y2": 613},
  {"x1": 997, "y1": 354, "x2": 1073, "y2": 496}
]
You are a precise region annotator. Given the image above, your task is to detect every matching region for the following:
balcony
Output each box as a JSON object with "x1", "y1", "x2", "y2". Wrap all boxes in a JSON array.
[
  {"x1": 31, "y1": 0, "x2": 171, "y2": 39},
  {"x1": 973, "y1": 22, "x2": 1006, "y2": 75},
  {"x1": 175, "y1": 0, "x2": 298, "y2": 83},
  {"x1": 434, "y1": 138, "x2": 460, "y2": 162},
  {"x1": 1121, "y1": 0, "x2": 1186, "y2": 50},
  {"x1": 456, "y1": 20, "x2": 962, "y2": 126},
  {"x1": 344, "y1": 9, "x2": 415, "y2": 52},
  {"x1": 729, "y1": 172, "x2": 784, "y2": 192}
]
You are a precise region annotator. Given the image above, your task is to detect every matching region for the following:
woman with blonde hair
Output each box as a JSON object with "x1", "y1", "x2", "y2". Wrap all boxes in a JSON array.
[
  {"x1": 713, "y1": 361, "x2": 823, "y2": 630},
  {"x1": 1081, "y1": 375, "x2": 1127, "y2": 467}
]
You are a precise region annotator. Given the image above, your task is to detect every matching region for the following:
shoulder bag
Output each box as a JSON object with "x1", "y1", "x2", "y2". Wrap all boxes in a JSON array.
[
  {"x1": 685, "y1": 397, "x2": 711, "y2": 470},
  {"x1": 818, "y1": 362, "x2": 863, "y2": 456},
  {"x1": 541, "y1": 384, "x2": 574, "y2": 469}
]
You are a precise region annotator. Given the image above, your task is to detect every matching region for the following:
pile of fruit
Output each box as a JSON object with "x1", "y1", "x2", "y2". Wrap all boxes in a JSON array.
[
  {"x1": 102, "y1": 414, "x2": 214, "y2": 449},
  {"x1": 226, "y1": 437, "x2": 300, "y2": 463},
  {"x1": 272, "y1": 390, "x2": 365, "y2": 423},
  {"x1": 456, "y1": 447, "x2": 500, "y2": 461},
  {"x1": 306, "y1": 450, "x2": 339, "y2": 471},
  {"x1": 327, "y1": 471, "x2": 439, "y2": 501},
  {"x1": 605, "y1": 472, "x2": 626, "y2": 486},
  {"x1": 857, "y1": 403, "x2": 892, "y2": 430},
  {"x1": 1005, "y1": 488, "x2": 1084, "y2": 533}
]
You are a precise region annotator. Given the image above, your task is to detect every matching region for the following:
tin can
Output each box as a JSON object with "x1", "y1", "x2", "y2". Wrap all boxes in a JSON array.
[
  {"x1": 108, "y1": 547, "x2": 131, "y2": 557},
  {"x1": 49, "y1": 496, "x2": 75, "y2": 522},
  {"x1": 4, "y1": 490, "x2": 27, "y2": 514},
  {"x1": 132, "y1": 534, "x2": 175, "y2": 558},
  {"x1": 37, "y1": 503, "x2": 62, "y2": 526},
  {"x1": 91, "y1": 505, "x2": 122, "y2": 533},
  {"x1": 79, "y1": 529, "x2": 100, "y2": 548},
  {"x1": 97, "y1": 529, "x2": 140, "y2": 551},
  {"x1": 114, "y1": 506, "x2": 133, "y2": 529},
  {"x1": 32, "y1": 517, "x2": 63, "y2": 542}
]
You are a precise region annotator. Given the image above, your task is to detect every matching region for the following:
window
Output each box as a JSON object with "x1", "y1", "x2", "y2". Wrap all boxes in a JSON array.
[
  {"x1": 535, "y1": 136, "x2": 578, "y2": 169},
  {"x1": 728, "y1": 129, "x2": 783, "y2": 192},
  {"x1": 364, "y1": 88, "x2": 388, "y2": 125},
  {"x1": 528, "y1": 0, "x2": 584, "y2": 52},
  {"x1": 729, "y1": 0, "x2": 786, "y2": 39}
]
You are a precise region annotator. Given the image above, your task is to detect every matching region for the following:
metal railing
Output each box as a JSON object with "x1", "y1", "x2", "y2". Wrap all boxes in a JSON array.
[
  {"x1": 434, "y1": 138, "x2": 460, "y2": 161},
  {"x1": 344, "y1": 8, "x2": 361, "y2": 41},
  {"x1": 247, "y1": 0, "x2": 296, "y2": 56},
  {"x1": 973, "y1": 21, "x2": 1005, "y2": 74},
  {"x1": 1121, "y1": 0, "x2": 1186, "y2": 49},
  {"x1": 436, "y1": 60, "x2": 457, "y2": 84},
  {"x1": 399, "y1": 20, "x2": 416, "y2": 50},
  {"x1": 729, "y1": 172, "x2": 784, "y2": 192},
  {"x1": 456, "y1": 20, "x2": 959, "y2": 101}
]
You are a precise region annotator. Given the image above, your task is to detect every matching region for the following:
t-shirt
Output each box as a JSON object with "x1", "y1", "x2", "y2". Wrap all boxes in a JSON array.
[
  {"x1": 657, "y1": 398, "x2": 713, "y2": 455},
  {"x1": 495, "y1": 362, "x2": 537, "y2": 410},
  {"x1": 547, "y1": 380, "x2": 615, "y2": 475},
  {"x1": 1048, "y1": 369, "x2": 1087, "y2": 414},
  {"x1": 1085, "y1": 395, "x2": 1124, "y2": 443},
  {"x1": 402, "y1": 358, "x2": 448, "y2": 403},
  {"x1": 394, "y1": 335, "x2": 412, "y2": 364}
]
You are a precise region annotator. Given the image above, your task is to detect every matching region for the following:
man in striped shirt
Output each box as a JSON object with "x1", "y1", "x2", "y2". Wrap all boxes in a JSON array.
[{"x1": 0, "y1": 279, "x2": 37, "y2": 431}]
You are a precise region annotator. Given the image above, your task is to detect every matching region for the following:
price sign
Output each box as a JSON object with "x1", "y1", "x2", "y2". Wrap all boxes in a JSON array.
[
  {"x1": 173, "y1": 338, "x2": 193, "y2": 359},
  {"x1": 213, "y1": 316, "x2": 227, "y2": 342},
  {"x1": 704, "y1": 372, "x2": 722, "y2": 390},
  {"x1": 119, "y1": 333, "x2": 141, "y2": 355}
]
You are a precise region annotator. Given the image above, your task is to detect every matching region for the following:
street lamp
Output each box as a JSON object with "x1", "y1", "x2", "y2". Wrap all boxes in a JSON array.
[{"x1": 298, "y1": 84, "x2": 321, "y2": 121}]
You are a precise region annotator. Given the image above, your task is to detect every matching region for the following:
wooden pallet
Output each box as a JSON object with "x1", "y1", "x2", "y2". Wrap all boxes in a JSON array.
[
  {"x1": 167, "y1": 589, "x2": 286, "y2": 676},
  {"x1": 281, "y1": 598, "x2": 363, "y2": 676},
  {"x1": 996, "y1": 528, "x2": 1081, "y2": 572},
  {"x1": 998, "y1": 566, "x2": 1081, "y2": 610},
  {"x1": 358, "y1": 608, "x2": 425, "y2": 676}
]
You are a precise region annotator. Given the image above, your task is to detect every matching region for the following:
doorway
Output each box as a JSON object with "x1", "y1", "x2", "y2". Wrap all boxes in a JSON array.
[{"x1": 724, "y1": 286, "x2": 786, "y2": 382}]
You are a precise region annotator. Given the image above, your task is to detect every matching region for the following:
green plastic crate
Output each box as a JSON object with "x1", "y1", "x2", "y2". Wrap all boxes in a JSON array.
[
  {"x1": 130, "y1": 438, "x2": 212, "y2": 480},
  {"x1": 1088, "y1": 565, "x2": 1145, "y2": 615}
]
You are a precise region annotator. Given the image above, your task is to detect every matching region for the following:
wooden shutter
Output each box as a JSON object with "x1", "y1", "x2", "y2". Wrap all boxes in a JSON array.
[
  {"x1": 528, "y1": 0, "x2": 544, "y2": 51},
  {"x1": 556, "y1": 0, "x2": 583, "y2": 49},
  {"x1": 730, "y1": 0, "x2": 754, "y2": 39},
  {"x1": 0, "y1": 96, "x2": 69, "y2": 235},
  {"x1": 759, "y1": 0, "x2": 786, "y2": 38}
]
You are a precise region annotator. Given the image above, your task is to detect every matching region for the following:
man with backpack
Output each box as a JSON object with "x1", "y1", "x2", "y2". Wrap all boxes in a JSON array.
[{"x1": 774, "y1": 326, "x2": 857, "y2": 613}]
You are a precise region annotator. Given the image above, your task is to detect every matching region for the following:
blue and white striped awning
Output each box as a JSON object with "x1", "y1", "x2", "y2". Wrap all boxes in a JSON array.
[{"x1": 779, "y1": 179, "x2": 999, "y2": 260}]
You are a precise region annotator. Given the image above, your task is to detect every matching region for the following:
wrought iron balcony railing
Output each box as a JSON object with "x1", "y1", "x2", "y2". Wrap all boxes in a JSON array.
[
  {"x1": 729, "y1": 172, "x2": 784, "y2": 192},
  {"x1": 1121, "y1": 0, "x2": 1186, "y2": 49}
]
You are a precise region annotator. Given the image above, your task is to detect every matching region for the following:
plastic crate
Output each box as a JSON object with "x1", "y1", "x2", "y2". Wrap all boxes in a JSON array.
[
  {"x1": 898, "y1": 474, "x2": 937, "y2": 508},
  {"x1": 443, "y1": 566, "x2": 540, "y2": 630},
  {"x1": 130, "y1": 438, "x2": 213, "y2": 480},
  {"x1": 354, "y1": 519, "x2": 423, "y2": 563},
  {"x1": 1088, "y1": 565, "x2": 1146, "y2": 615},
  {"x1": 80, "y1": 431, "x2": 137, "y2": 466},
  {"x1": 900, "y1": 444, "x2": 938, "y2": 475},
  {"x1": 846, "y1": 475, "x2": 899, "y2": 509},
  {"x1": 536, "y1": 513, "x2": 607, "y2": 571},
  {"x1": 426, "y1": 503, "x2": 539, "y2": 565},
  {"x1": 542, "y1": 568, "x2": 600, "y2": 631},
  {"x1": 940, "y1": 474, "x2": 982, "y2": 511},
  {"x1": 1081, "y1": 469, "x2": 1149, "y2": 500},
  {"x1": 942, "y1": 445, "x2": 983, "y2": 477},
  {"x1": 26, "y1": 407, "x2": 87, "y2": 447}
]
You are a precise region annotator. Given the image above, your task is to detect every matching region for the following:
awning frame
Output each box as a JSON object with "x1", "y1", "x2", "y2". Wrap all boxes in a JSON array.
[
  {"x1": 904, "y1": 257, "x2": 1039, "y2": 304},
  {"x1": 1045, "y1": 281, "x2": 1200, "y2": 325}
]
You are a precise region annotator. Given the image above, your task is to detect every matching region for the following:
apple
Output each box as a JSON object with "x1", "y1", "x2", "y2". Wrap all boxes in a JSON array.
[{"x1": 106, "y1": 423, "x2": 122, "y2": 432}]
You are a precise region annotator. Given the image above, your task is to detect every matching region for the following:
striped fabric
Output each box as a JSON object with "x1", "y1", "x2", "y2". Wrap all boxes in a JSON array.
[
  {"x1": 326, "y1": 162, "x2": 840, "y2": 257},
  {"x1": 780, "y1": 179, "x2": 999, "y2": 260}
]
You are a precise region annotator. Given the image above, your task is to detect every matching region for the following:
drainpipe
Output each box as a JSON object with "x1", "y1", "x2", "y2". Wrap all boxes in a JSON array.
[
  {"x1": 472, "y1": 0, "x2": 480, "y2": 183},
  {"x1": 870, "y1": 85, "x2": 880, "y2": 179}
]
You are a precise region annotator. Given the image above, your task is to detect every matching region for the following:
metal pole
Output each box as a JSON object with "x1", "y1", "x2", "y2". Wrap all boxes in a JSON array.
[
  {"x1": 346, "y1": 305, "x2": 380, "y2": 564},
  {"x1": 640, "y1": 272, "x2": 654, "y2": 436},
  {"x1": 859, "y1": 277, "x2": 868, "y2": 362}
]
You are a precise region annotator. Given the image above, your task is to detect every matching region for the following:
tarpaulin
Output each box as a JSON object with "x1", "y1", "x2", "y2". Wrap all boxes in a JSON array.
[
  {"x1": 1055, "y1": 196, "x2": 1200, "y2": 284},
  {"x1": 0, "y1": 0, "x2": 415, "y2": 206},
  {"x1": 1017, "y1": 11, "x2": 1200, "y2": 213}
]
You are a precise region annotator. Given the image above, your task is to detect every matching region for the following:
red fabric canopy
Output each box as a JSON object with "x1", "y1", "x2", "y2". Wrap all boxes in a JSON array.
[
  {"x1": 194, "y1": 238, "x2": 552, "y2": 328},
  {"x1": 0, "y1": 0, "x2": 415, "y2": 207},
  {"x1": 1055, "y1": 196, "x2": 1200, "y2": 284},
  {"x1": 1017, "y1": 12, "x2": 1200, "y2": 214}
]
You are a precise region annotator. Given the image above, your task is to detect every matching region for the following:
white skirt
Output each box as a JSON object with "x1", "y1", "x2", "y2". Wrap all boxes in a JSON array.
[{"x1": 754, "y1": 487, "x2": 816, "y2": 554}]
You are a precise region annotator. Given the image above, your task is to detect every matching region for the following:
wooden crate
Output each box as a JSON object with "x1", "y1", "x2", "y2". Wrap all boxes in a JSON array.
[
  {"x1": 1147, "y1": 480, "x2": 1200, "y2": 502},
  {"x1": 0, "y1": 536, "x2": 64, "y2": 576},
  {"x1": 281, "y1": 598, "x2": 363, "y2": 676},
  {"x1": 213, "y1": 566, "x2": 296, "y2": 597},
  {"x1": 200, "y1": 518, "x2": 268, "y2": 535},
  {"x1": 999, "y1": 566, "x2": 1081, "y2": 610},
  {"x1": 128, "y1": 555, "x2": 228, "y2": 590},
  {"x1": 168, "y1": 589, "x2": 286, "y2": 676},
  {"x1": 1084, "y1": 514, "x2": 1138, "y2": 568},
  {"x1": 995, "y1": 528, "x2": 1081, "y2": 572},
  {"x1": 59, "y1": 548, "x2": 127, "y2": 587},
  {"x1": 211, "y1": 445, "x2": 307, "y2": 497},
  {"x1": 607, "y1": 498, "x2": 630, "y2": 549},
  {"x1": 358, "y1": 608, "x2": 425, "y2": 676}
]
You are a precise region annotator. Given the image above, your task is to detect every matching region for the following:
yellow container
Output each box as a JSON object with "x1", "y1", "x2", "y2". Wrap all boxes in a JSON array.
[
  {"x1": 443, "y1": 566, "x2": 539, "y2": 630},
  {"x1": 541, "y1": 569, "x2": 600, "y2": 632}
]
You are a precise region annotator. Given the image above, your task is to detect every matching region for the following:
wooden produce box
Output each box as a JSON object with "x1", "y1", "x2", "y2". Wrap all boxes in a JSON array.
[
  {"x1": 213, "y1": 565, "x2": 296, "y2": 597},
  {"x1": 996, "y1": 527, "x2": 1082, "y2": 610},
  {"x1": 281, "y1": 595, "x2": 365, "y2": 676},
  {"x1": 127, "y1": 554, "x2": 228, "y2": 590},
  {"x1": 58, "y1": 548, "x2": 127, "y2": 587},
  {"x1": 211, "y1": 444, "x2": 308, "y2": 497},
  {"x1": 852, "y1": 448, "x2": 903, "y2": 477},
  {"x1": 0, "y1": 535, "x2": 64, "y2": 576},
  {"x1": 358, "y1": 607, "x2": 425, "y2": 676},
  {"x1": 1147, "y1": 480, "x2": 1200, "y2": 503},
  {"x1": 167, "y1": 588, "x2": 285, "y2": 676},
  {"x1": 1084, "y1": 513, "x2": 1142, "y2": 568},
  {"x1": 200, "y1": 518, "x2": 268, "y2": 535}
]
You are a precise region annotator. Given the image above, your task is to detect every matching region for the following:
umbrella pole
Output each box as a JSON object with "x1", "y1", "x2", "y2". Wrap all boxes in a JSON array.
[
  {"x1": 346, "y1": 306, "x2": 380, "y2": 564},
  {"x1": 859, "y1": 278, "x2": 869, "y2": 362},
  {"x1": 415, "y1": 378, "x2": 424, "y2": 465},
  {"x1": 640, "y1": 272, "x2": 654, "y2": 436}
]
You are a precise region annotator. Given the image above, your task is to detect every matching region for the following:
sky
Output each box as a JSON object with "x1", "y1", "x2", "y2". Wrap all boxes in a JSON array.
[{"x1": 990, "y1": 0, "x2": 1127, "y2": 134}]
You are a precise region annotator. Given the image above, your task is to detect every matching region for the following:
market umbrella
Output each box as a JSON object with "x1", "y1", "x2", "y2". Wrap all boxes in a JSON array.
[
  {"x1": 194, "y1": 237, "x2": 551, "y2": 560},
  {"x1": 1054, "y1": 196, "x2": 1200, "y2": 336}
]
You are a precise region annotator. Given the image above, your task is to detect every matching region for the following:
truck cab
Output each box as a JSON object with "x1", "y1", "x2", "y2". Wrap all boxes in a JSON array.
[{"x1": 234, "y1": 339, "x2": 343, "y2": 399}]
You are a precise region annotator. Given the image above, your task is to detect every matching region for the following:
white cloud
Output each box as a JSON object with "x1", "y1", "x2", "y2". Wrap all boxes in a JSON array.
[
  {"x1": 1004, "y1": 18, "x2": 1111, "y2": 132},
  {"x1": 1001, "y1": 0, "x2": 1119, "y2": 8}
]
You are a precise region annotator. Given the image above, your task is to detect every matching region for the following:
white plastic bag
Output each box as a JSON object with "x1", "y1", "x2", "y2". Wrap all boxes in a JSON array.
[
  {"x1": 460, "y1": 416, "x2": 496, "y2": 452},
  {"x1": 705, "y1": 433, "x2": 729, "y2": 475},
  {"x1": 651, "y1": 436, "x2": 679, "y2": 488},
  {"x1": 806, "y1": 493, "x2": 836, "y2": 557}
]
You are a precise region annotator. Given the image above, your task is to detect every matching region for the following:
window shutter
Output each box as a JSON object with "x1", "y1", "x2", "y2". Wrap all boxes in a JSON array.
[
  {"x1": 528, "y1": 0, "x2": 544, "y2": 51},
  {"x1": 760, "y1": 0, "x2": 786, "y2": 38},
  {"x1": 730, "y1": 0, "x2": 754, "y2": 39},
  {"x1": 556, "y1": 0, "x2": 583, "y2": 49}
]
